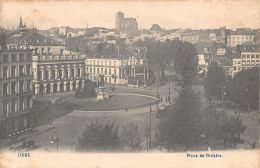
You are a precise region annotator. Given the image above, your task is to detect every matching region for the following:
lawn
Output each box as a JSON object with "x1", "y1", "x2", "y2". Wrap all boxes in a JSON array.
[{"x1": 65, "y1": 94, "x2": 157, "y2": 111}]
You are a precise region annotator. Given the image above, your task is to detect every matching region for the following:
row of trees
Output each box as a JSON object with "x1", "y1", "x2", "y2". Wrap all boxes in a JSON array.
[
  {"x1": 156, "y1": 88, "x2": 246, "y2": 151},
  {"x1": 204, "y1": 62, "x2": 259, "y2": 110},
  {"x1": 75, "y1": 121, "x2": 142, "y2": 152},
  {"x1": 133, "y1": 39, "x2": 198, "y2": 87}
]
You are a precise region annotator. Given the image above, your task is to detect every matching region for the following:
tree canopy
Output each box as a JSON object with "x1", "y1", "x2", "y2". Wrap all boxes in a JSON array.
[
  {"x1": 156, "y1": 88, "x2": 203, "y2": 151},
  {"x1": 227, "y1": 67, "x2": 259, "y2": 110},
  {"x1": 204, "y1": 61, "x2": 226, "y2": 101}
]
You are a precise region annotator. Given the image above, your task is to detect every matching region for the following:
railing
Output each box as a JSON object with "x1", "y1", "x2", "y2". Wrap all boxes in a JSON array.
[{"x1": 33, "y1": 55, "x2": 86, "y2": 62}]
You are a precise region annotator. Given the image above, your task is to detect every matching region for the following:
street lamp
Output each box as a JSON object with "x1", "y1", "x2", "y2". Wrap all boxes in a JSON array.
[
  {"x1": 246, "y1": 88, "x2": 249, "y2": 113},
  {"x1": 157, "y1": 85, "x2": 159, "y2": 108},
  {"x1": 51, "y1": 130, "x2": 59, "y2": 152}
]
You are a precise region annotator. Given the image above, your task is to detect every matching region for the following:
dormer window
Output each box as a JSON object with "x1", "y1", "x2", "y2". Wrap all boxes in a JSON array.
[{"x1": 37, "y1": 39, "x2": 40, "y2": 43}]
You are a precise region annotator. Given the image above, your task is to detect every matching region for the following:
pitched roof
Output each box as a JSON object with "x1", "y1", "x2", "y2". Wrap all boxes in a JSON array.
[{"x1": 6, "y1": 29, "x2": 64, "y2": 46}]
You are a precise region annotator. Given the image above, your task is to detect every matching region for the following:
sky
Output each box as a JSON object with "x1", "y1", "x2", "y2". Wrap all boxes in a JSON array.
[{"x1": 0, "y1": 0, "x2": 259, "y2": 30}]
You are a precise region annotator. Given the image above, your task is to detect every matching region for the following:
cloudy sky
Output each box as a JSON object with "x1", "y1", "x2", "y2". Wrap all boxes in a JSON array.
[{"x1": 1, "y1": 0, "x2": 259, "y2": 30}]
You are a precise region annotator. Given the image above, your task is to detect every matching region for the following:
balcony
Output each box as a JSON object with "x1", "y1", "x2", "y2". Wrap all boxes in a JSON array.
[{"x1": 33, "y1": 54, "x2": 86, "y2": 62}]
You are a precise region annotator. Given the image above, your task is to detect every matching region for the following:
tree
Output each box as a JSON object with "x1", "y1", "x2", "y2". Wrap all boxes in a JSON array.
[
  {"x1": 221, "y1": 115, "x2": 246, "y2": 149},
  {"x1": 76, "y1": 121, "x2": 120, "y2": 152},
  {"x1": 119, "y1": 122, "x2": 142, "y2": 152},
  {"x1": 204, "y1": 61, "x2": 226, "y2": 102},
  {"x1": 133, "y1": 39, "x2": 198, "y2": 86},
  {"x1": 227, "y1": 67, "x2": 259, "y2": 111},
  {"x1": 156, "y1": 88, "x2": 203, "y2": 151}
]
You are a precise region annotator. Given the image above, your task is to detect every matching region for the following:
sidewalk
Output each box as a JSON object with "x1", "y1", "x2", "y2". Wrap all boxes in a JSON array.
[{"x1": 0, "y1": 123, "x2": 53, "y2": 152}]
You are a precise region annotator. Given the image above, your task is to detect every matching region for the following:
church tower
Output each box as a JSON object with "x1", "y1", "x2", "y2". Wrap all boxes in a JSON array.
[{"x1": 19, "y1": 16, "x2": 23, "y2": 29}]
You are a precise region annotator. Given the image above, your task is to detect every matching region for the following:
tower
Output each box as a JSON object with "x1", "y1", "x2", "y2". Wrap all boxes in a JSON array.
[
  {"x1": 19, "y1": 16, "x2": 23, "y2": 29},
  {"x1": 115, "y1": 11, "x2": 124, "y2": 31}
]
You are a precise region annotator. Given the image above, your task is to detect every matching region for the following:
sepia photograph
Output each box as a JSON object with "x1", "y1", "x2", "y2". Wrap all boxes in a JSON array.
[{"x1": 0, "y1": 0, "x2": 259, "y2": 167}]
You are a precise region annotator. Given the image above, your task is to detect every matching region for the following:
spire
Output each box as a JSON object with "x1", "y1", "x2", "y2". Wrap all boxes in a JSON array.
[{"x1": 19, "y1": 16, "x2": 23, "y2": 28}]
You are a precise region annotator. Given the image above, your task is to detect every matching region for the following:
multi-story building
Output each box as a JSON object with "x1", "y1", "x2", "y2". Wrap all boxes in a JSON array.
[
  {"x1": 227, "y1": 31, "x2": 255, "y2": 47},
  {"x1": 231, "y1": 44, "x2": 259, "y2": 76},
  {"x1": 6, "y1": 23, "x2": 86, "y2": 95},
  {"x1": 0, "y1": 45, "x2": 34, "y2": 138},
  {"x1": 85, "y1": 49, "x2": 148, "y2": 86},
  {"x1": 32, "y1": 50, "x2": 86, "y2": 94}
]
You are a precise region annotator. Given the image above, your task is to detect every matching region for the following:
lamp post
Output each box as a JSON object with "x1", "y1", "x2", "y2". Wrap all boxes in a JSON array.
[
  {"x1": 168, "y1": 82, "x2": 170, "y2": 103},
  {"x1": 157, "y1": 85, "x2": 159, "y2": 108},
  {"x1": 149, "y1": 106, "x2": 152, "y2": 149},
  {"x1": 51, "y1": 130, "x2": 59, "y2": 152},
  {"x1": 246, "y1": 88, "x2": 249, "y2": 113}
]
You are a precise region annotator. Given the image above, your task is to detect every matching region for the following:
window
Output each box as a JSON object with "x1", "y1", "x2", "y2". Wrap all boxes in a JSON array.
[
  {"x1": 41, "y1": 48, "x2": 45, "y2": 54},
  {"x1": 114, "y1": 69, "x2": 116, "y2": 75},
  {"x1": 109, "y1": 68, "x2": 111, "y2": 75},
  {"x1": 38, "y1": 71, "x2": 42, "y2": 79},
  {"x1": 11, "y1": 54, "x2": 17, "y2": 62},
  {"x1": 3, "y1": 67, "x2": 8, "y2": 78},
  {"x1": 19, "y1": 97, "x2": 24, "y2": 111},
  {"x1": 78, "y1": 68, "x2": 81, "y2": 76},
  {"x1": 242, "y1": 61, "x2": 246, "y2": 65},
  {"x1": 26, "y1": 54, "x2": 32, "y2": 61},
  {"x1": 121, "y1": 61, "x2": 123, "y2": 66},
  {"x1": 27, "y1": 81, "x2": 30, "y2": 92},
  {"x1": 256, "y1": 54, "x2": 259, "y2": 58},
  {"x1": 65, "y1": 69, "x2": 68, "y2": 77},
  {"x1": 3, "y1": 54, "x2": 8, "y2": 62},
  {"x1": 27, "y1": 96, "x2": 31, "y2": 109},
  {"x1": 11, "y1": 66, "x2": 16, "y2": 77},
  {"x1": 27, "y1": 65, "x2": 31, "y2": 75},
  {"x1": 247, "y1": 55, "x2": 250, "y2": 59},
  {"x1": 35, "y1": 48, "x2": 38, "y2": 53},
  {"x1": 94, "y1": 68, "x2": 96, "y2": 74},
  {"x1": 109, "y1": 78, "x2": 111, "y2": 82},
  {"x1": 48, "y1": 47, "x2": 51, "y2": 54},
  {"x1": 242, "y1": 54, "x2": 245, "y2": 59},
  {"x1": 19, "y1": 53, "x2": 25, "y2": 61},
  {"x1": 109, "y1": 61, "x2": 111, "y2": 66},
  {"x1": 11, "y1": 82, "x2": 16, "y2": 94},
  {"x1": 19, "y1": 65, "x2": 24, "y2": 76},
  {"x1": 52, "y1": 70, "x2": 56, "y2": 79},
  {"x1": 60, "y1": 49, "x2": 64, "y2": 55},
  {"x1": 86, "y1": 67, "x2": 89, "y2": 73},
  {"x1": 105, "y1": 68, "x2": 107, "y2": 74},
  {"x1": 45, "y1": 71, "x2": 49, "y2": 79},
  {"x1": 256, "y1": 60, "x2": 259, "y2": 65},
  {"x1": 59, "y1": 70, "x2": 62, "y2": 78},
  {"x1": 19, "y1": 81, "x2": 24, "y2": 93},
  {"x1": 72, "y1": 69, "x2": 75, "y2": 77},
  {"x1": 3, "y1": 83, "x2": 8, "y2": 95},
  {"x1": 11, "y1": 99, "x2": 15, "y2": 113},
  {"x1": 97, "y1": 68, "x2": 99, "y2": 74},
  {"x1": 101, "y1": 68, "x2": 103, "y2": 74},
  {"x1": 114, "y1": 61, "x2": 116, "y2": 66},
  {"x1": 251, "y1": 55, "x2": 255, "y2": 58},
  {"x1": 114, "y1": 78, "x2": 116, "y2": 83}
]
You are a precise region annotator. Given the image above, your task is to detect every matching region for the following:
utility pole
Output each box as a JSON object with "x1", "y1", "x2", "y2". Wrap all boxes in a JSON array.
[
  {"x1": 157, "y1": 85, "x2": 159, "y2": 108},
  {"x1": 168, "y1": 82, "x2": 171, "y2": 103},
  {"x1": 149, "y1": 106, "x2": 152, "y2": 149}
]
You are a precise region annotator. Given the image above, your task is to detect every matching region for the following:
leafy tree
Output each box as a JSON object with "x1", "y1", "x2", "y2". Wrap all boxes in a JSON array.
[
  {"x1": 76, "y1": 121, "x2": 120, "y2": 152},
  {"x1": 119, "y1": 122, "x2": 142, "y2": 152},
  {"x1": 156, "y1": 88, "x2": 203, "y2": 151},
  {"x1": 204, "y1": 61, "x2": 226, "y2": 102},
  {"x1": 227, "y1": 67, "x2": 259, "y2": 110},
  {"x1": 221, "y1": 115, "x2": 246, "y2": 149},
  {"x1": 133, "y1": 39, "x2": 198, "y2": 86}
]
